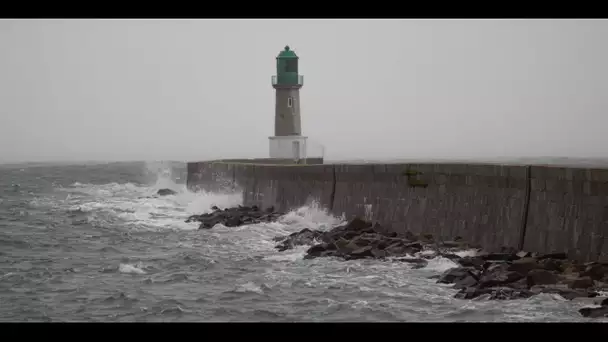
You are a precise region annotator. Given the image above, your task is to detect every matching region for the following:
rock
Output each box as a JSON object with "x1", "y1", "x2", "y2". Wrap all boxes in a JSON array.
[
  {"x1": 500, "y1": 246, "x2": 519, "y2": 255},
  {"x1": 276, "y1": 228, "x2": 323, "y2": 252},
  {"x1": 537, "y1": 252, "x2": 567, "y2": 260},
  {"x1": 344, "y1": 217, "x2": 372, "y2": 232},
  {"x1": 508, "y1": 257, "x2": 543, "y2": 274},
  {"x1": 479, "y1": 253, "x2": 519, "y2": 262},
  {"x1": 478, "y1": 263, "x2": 525, "y2": 288},
  {"x1": 404, "y1": 231, "x2": 417, "y2": 241},
  {"x1": 539, "y1": 258, "x2": 562, "y2": 272},
  {"x1": 441, "y1": 241, "x2": 466, "y2": 248},
  {"x1": 560, "y1": 261, "x2": 586, "y2": 274},
  {"x1": 458, "y1": 256, "x2": 485, "y2": 269},
  {"x1": 188, "y1": 205, "x2": 286, "y2": 231},
  {"x1": 437, "y1": 267, "x2": 479, "y2": 286},
  {"x1": 579, "y1": 306, "x2": 608, "y2": 318},
  {"x1": 579, "y1": 298, "x2": 608, "y2": 318},
  {"x1": 349, "y1": 245, "x2": 374, "y2": 259},
  {"x1": 581, "y1": 263, "x2": 608, "y2": 281},
  {"x1": 371, "y1": 248, "x2": 386, "y2": 259},
  {"x1": 526, "y1": 269, "x2": 559, "y2": 287},
  {"x1": 505, "y1": 278, "x2": 529, "y2": 290},
  {"x1": 404, "y1": 241, "x2": 423, "y2": 251},
  {"x1": 528, "y1": 284, "x2": 592, "y2": 300},
  {"x1": 570, "y1": 276, "x2": 594, "y2": 289},
  {"x1": 516, "y1": 251, "x2": 531, "y2": 258},
  {"x1": 384, "y1": 244, "x2": 411, "y2": 257},
  {"x1": 455, "y1": 286, "x2": 533, "y2": 300},
  {"x1": 307, "y1": 244, "x2": 328, "y2": 256},
  {"x1": 420, "y1": 234, "x2": 434, "y2": 243},
  {"x1": 554, "y1": 289, "x2": 596, "y2": 300},
  {"x1": 157, "y1": 188, "x2": 177, "y2": 196}
]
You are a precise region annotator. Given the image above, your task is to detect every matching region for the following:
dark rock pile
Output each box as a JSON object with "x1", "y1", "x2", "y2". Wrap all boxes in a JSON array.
[
  {"x1": 273, "y1": 217, "x2": 475, "y2": 268},
  {"x1": 185, "y1": 205, "x2": 285, "y2": 229},
  {"x1": 157, "y1": 188, "x2": 177, "y2": 196},
  {"x1": 437, "y1": 252, "x2": 607, "y2": 302},
  {"x1": 274, "y1": 216, "x2": 608, "y2": 319}
]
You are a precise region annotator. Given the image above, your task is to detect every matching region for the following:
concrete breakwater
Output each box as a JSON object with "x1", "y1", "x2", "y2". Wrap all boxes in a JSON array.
[{"x1": 186, "y1": 160, "x2": 608, "y2": 262}]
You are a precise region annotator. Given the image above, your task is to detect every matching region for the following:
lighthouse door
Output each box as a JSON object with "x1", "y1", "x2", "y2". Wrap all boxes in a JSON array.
[{"x1": 292, "y1": 141, "x2": 301, "y2": 162}]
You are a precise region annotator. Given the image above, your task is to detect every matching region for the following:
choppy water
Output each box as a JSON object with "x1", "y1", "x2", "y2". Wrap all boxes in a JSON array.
[{"x1": 0, "y1": 161, "x2": 595, "y2": 321}]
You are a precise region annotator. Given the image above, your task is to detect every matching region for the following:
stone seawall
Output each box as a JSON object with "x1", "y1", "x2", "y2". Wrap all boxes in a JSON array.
[{"x1": 186, "y1": 161, "x2": 608, "y2": 262}]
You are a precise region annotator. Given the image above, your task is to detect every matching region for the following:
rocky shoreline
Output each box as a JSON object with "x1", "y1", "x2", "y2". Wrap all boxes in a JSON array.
[
  {"x1": 187, "y1": 205, "x2": 608, "y2": 319},
  {"x1": 185, "y1": 205, "x2": 285, "y2": 229}
]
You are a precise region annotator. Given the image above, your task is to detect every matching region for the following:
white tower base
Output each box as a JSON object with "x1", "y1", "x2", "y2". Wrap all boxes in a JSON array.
[{"x1": 269, "y1": 136, "x2": 308, "y2": 161}]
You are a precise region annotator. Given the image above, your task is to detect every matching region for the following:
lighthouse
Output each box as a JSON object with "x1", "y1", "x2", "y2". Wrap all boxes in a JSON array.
[{"x1": 269, "y1": 45, "x2": 307, "y2": 162}]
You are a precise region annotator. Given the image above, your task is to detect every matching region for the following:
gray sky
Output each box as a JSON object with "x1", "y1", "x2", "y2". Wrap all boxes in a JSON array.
[{"x1": 1, "y1": 19, "x2": 607, "y2": 163}]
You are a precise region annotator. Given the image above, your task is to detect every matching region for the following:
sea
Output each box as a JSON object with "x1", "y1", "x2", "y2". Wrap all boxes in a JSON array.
[{"x1": 0, "y1": 160, "x2": 597, "y2": 322}]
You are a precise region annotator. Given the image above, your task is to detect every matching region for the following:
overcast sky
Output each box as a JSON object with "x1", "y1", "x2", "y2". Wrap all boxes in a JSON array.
[{"x1": 0, "y1": 19, "x2": 606, "y2": 163}]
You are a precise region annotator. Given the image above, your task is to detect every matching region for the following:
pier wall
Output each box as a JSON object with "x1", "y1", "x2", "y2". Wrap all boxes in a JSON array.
[{"x1": 187, "y1": 161, "x2": 608, "y2": 261}]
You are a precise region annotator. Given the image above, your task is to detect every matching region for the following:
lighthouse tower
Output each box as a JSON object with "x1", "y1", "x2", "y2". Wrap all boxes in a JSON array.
[{"x1": 269, "y1": 45, "x2": 307, "y2": 162}]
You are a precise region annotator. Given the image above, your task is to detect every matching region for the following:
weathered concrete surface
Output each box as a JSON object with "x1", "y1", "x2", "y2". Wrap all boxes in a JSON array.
[
  {"x1": 186, "y1": 161, "x2": 608, "y2": 261},
  {"x1": 332, "y1": 164, "x2": 527, "y2": 252},
  {"x1": 523, "y1": 166, "x2": 608, "y2": 262},
  {"x1": 215, "y1": 158, "x2": 324, "y2": 165},
  {"x1": 239, "y1": 164, "x2": 335, "y2": 213}
]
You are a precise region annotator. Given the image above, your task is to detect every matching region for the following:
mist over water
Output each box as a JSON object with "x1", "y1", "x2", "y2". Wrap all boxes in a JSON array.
[{"x1": 0, "y1": 161, "x2": 596, "y2": 321}]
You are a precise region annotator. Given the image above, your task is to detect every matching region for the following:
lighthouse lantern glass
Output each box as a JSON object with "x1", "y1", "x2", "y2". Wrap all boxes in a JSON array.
[{"x1": 285, "y1": 59, "x2": 298, "y2": 73}]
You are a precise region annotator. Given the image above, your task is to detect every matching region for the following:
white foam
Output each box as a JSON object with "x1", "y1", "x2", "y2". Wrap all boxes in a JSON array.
[
  {"x1": 234, "y1": 281, "x2": 264, "y2": 295},
  {"x1": 119, "y1": 263, "x2": 146, "y2": 275},
  {"x1": 277, "y1": 201, "x2": 344, "y2": 232},
  {"x1": 263, "y1": 245, "x2": 310, "y2": 262},
  {"x1": 54, "y1": 164, "x2": 242, "y2": 231},
  {"x1": 424, "y1": 257, "x2": 461, "y2": 272},
  {"x1": 454, "y1": 249, "x2": 478, "y2": 258}
]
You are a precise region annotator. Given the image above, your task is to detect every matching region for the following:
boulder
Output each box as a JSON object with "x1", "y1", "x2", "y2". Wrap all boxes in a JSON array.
[
  {"x1": 371, "y1": 248, "x2": 387, "y2": 259},
  {"x1": 526, "y1": 269, "x2": 559, "y2": 287},
  {"x1": 276, "y1": 228, "x2": 323, "y2": 252},
  {"x1": 188, "y1": 205, "x2": 286, "y2": 230},
  {"x1": 539, "y1": 258, "x2": 562, "y2": 272},
  {"x1": 560, "y1": 261, "x2": 586, "y2": 274},
  {"x1": 505, "y1": 278, "x2": 529, "y2": 290},
  {"x1": 537, "y1": 252, "x2": 567, "y2": 260},
  {"x1": 579, "y1": 297, "x2": 608, "y2": 318},
  {"x1": 157, "y1": 188, "x2": 177, "y2": 196},
  {"x1": 579, "y1": 306, "x2": 608, "y2": 318},
  {"x1": 581, "y1": 263, "x2": 608, "y2": 281},
  {"x1": 478, "y1": 263, "x2": 525, "y2": 288},
  {"x1": 570, "y1": 276, "x2": 594, "y2": 289},
  {"x1": 508, "y1": 257, "x2": 543, "y2": 274},
  {"x1": 457, "y1": 256, "x2": 486, "y2": 269},
  {"x1": 516, "y1": 251, "x2": 532, "y2": 258},
  {"x1": 349, "y1": 245, "x2": 374, "y2": 259},
  {"x1": 441, "y1": 241, "x2": 467, "y2": 248},
  {"x1": 437, "y1": 267, "x2": 480, "y2": 286},
  {"x1": 479, "y1": 253, "x2": 519, "y2": 262}
]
